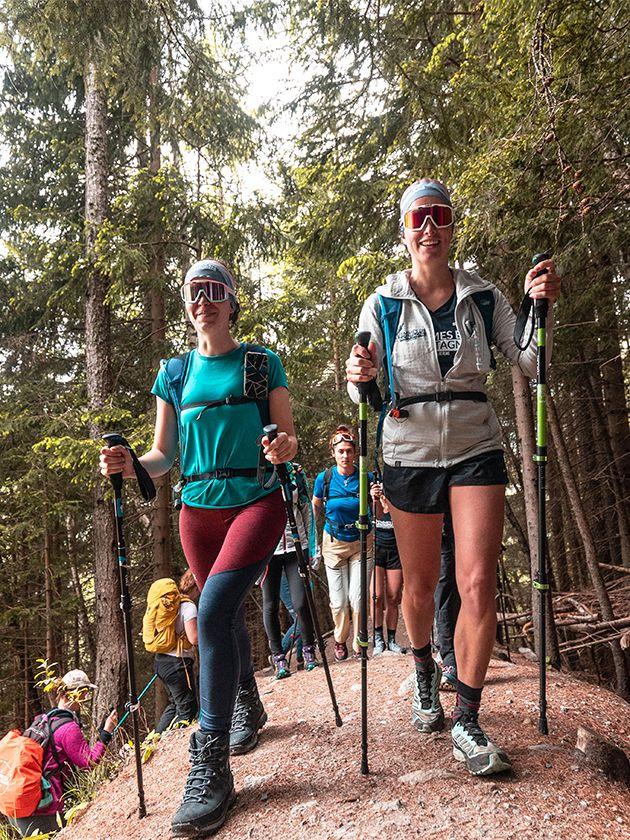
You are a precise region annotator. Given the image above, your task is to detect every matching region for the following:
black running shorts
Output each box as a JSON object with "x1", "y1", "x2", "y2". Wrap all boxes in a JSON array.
[
  {"x1": 375, "y1": 544, "x2": 402, "y2": 570},
  {"x1": 383, "y1": 449, "x2": 508, "y2": 515}
]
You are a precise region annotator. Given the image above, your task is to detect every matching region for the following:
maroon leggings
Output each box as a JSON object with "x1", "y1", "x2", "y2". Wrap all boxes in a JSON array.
[{"x1": 178, "y1": 489, "x2": 286, "y2": 732}]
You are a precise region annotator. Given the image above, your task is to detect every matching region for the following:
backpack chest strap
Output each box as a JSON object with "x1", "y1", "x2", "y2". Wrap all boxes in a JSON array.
[
  {"x1": 391, "y1": 390, "x2": 487, "y2": 418},
  {"x1": 182, "y1": 395, "x2": 256, "y2": 420}
]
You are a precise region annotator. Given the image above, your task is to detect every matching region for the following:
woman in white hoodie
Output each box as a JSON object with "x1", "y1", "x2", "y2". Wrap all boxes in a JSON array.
[{"x1": 346, "y1": 178, "x2": 561, "y2": 776}]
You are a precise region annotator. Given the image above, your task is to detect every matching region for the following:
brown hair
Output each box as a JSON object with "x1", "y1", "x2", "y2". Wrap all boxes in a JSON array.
[
  {"x1": 329, "y1": 424, "x2": 357, "y2": 453},
  {"x1": 179, "y1": 569, "x2": 200, "y2": 602}
]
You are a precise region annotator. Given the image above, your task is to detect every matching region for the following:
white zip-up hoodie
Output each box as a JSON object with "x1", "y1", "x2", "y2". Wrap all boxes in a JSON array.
[{"x1": 348, "y1": 268, "x2": 552, "y2": 468}]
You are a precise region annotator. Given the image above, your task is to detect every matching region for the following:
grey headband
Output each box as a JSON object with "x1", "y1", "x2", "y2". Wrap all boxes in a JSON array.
[{"x1": 399, "y1": 179, "x2": 452, "y2": 220}]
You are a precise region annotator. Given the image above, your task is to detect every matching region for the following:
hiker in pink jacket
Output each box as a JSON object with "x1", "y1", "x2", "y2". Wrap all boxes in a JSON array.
[{"x1": 8, "y1": 669, "x2": 117, "y2": 837}]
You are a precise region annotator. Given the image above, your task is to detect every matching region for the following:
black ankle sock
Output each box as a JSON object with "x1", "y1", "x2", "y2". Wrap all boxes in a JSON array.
[
  {"x1": 412, "y1": 643, "x2": 433, "y2": 670},
  {"x1": 453, "y1": 680, "x2": 482, "y2": 720},
  {"x1": 387, "y1": 628, "x2": 396, "y2": 643},
  {"x1": 375, "y1": 625, "x2": 384, "y2": 637}
]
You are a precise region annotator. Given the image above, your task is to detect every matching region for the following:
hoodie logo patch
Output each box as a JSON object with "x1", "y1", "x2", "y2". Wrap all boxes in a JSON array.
[{"x1": 397, "y1": 327, "x2": 427, "y2": 342}]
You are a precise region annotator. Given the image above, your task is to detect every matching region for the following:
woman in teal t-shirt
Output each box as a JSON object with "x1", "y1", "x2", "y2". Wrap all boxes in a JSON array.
[{"x1": 100, "y1": 259, "x2": 296, "y2": 838}]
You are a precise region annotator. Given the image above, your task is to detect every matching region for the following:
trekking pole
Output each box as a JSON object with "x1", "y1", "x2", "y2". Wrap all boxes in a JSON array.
[
  {"x1": 263, "y1": 425, "x2": 343, "y2": 727},
  {"x1": 531, "y1": 254, "x2": 551, "y2": 735},
  {"x1": 355, "y1": 331, "x2": 371, "y2": 775},
  {"x1": 113, "y1": 674, "x2": 158, "y2": 733},
  {"x1": 102, "y1": 433, "x2": 156, "y2": 818}
]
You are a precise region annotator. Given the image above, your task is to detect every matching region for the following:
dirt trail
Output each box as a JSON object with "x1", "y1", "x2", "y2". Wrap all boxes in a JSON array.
[{"x1": 61, "y1": 651, "x2": 629, "y2": 840}]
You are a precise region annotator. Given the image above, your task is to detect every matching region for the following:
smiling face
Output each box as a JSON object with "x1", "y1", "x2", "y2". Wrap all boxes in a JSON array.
[
  {"x1": 333, "y1": 441, "x2": 356, "y2": 470},
  {"x1": 185, "y1": 295, "x2": 233, "y2": 336},
  {"x1": 402, "y1": 196, "x2": 453, "y2": 269}
]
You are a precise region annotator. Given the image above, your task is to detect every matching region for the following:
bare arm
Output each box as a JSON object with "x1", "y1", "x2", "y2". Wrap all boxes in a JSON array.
[
  {"x1": 184, "y1": 617, "x2": 198, "y2": 646},
  {"x1": 261, "y1": 386, "x2": 298, "y2": 464},
  {"x1": 99, "y1": 396, "x2": 178, "y2": 479}
]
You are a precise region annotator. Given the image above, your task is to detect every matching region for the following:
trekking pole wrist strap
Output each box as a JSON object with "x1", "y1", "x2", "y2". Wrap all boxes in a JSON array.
[
  {"x1": 102, "y1": 433, "x2": 156, "y2": 501},
  {"x1": 129, "y1": 450, "x2": 156, "y2": 502}
]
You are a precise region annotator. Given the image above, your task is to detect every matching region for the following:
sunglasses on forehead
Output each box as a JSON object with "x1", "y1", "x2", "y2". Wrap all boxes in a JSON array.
[
  {"x1": 403, "y1": 204, "x2": 454, "y2": 230},
  {"x1": 180, "y1": 280, "x2": 234, "y2": 305},
  {"x1": 331, "y1": 432, "x2": 356, "y2": 446}
]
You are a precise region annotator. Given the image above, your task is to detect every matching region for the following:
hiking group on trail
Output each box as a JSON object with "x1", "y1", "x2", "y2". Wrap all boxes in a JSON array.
[{"x1": 0, "y1": 177, "x2": 561, "y2": 838}]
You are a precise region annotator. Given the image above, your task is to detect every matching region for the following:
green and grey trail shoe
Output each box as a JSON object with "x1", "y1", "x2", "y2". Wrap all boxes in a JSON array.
[
  {"x1": 451, "y1": 713, "x2": 512, "y2": 775},
  {"x1": 373, "y1": 630, "x2": 386, "y2": 656},
  {"x1": 411, "y1": 660, "x2": 444, "y2": 733}
]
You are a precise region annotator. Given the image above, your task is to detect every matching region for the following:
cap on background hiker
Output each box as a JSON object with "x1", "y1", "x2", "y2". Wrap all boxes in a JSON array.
[{"x1": 60, "y1": 670, "x2": 97, "y2": 691}]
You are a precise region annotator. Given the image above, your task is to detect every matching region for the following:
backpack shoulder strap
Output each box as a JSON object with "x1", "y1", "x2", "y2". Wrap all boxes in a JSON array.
[
  {"x1": 377, "y1": 294, "x2": 403, "y2": 407},
  {"x1": 470, "y1": 290, "x2": 497, "y2": 370},
  {"x1": 322, "y1": 467, "x2": 333, "y2": 504},
  {"x1": 243, "y1": 343, "x2": 270, "y2": 427},
  {"x1": 162, "y1": 352, "x2": 193, "y2": 431}
]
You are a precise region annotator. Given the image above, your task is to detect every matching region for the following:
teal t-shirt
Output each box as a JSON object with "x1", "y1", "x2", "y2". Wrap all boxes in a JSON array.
[{"x1": 152, "y1": 345, "x2": 288, "y2": 509}]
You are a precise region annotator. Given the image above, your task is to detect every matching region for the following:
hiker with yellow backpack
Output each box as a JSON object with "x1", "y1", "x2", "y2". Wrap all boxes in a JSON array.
[{"x1": 143, "y1": 571, "x2": 200, "y2": 734}]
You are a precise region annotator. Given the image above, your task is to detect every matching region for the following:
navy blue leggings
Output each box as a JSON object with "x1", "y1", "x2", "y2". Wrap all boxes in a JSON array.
[{"x1": 179, "y1": 490, "x2": 286, "y2": 732}]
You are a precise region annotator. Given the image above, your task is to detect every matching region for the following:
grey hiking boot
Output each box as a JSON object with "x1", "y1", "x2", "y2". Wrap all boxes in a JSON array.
[
  {"x1": 411, "y1": 660, "x2": 445, "y2": 733},
  {"x1": 387, "y1": 637, "x2": 407, "y2": 654},
  {"x1": 373, "y1": 630, "x2": 386, "y2": 656},
  {"x1": 451, "y1": 713, "x2": 512, "y2": 775},
  {"x1": 229, "y1": 677, "x2": 267, "y2": 755},
  {"x1": 171, "y1": 730, "x2": 236, "y2": 837}
]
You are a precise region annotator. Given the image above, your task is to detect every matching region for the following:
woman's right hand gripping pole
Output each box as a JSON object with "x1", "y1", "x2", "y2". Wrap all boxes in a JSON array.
[{"x1": 346, "y1": 339, "x2": 378, "y2": 386}]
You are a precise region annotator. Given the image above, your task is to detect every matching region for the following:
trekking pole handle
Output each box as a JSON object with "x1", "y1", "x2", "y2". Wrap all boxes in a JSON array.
[
  {"x1": 531, "y1": 252, "x2": 551, "y2": 318},
  {"x1": 102, "y1": 433, "x2": 156, "y2": 502},
  {"x1": 262, "y1": 424, "x2": 292, "y2": 487},
  {"x1": 355, "y1": 331, "x2": 372, "y2": 397}
]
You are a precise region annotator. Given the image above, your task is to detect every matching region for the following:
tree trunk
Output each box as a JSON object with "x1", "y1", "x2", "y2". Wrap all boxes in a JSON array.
[
  {"x1": 584, "y1": 367, "x2": 630, "y2": 567},
  {"x1": 547, "y1": 392, "x2": 630, "y2": 697},
  {"x1": 43, "y1": 521, "x2": 56, "y2": 666},
  {"x1": 84, "y1": 58, "x2": 126, "y2": 724},
  {"x1": 148, "y1": 64, "x2": 172, "y2": 724},
  {"x1": 511, "y1": 368, "x2": 560, "y2": 667},
  {"x1": 67, "y1": 514, "x2": 96, "y2": 665},
  {"x1": 596, "y1": 270, "x2": 630, "y2": 509}
]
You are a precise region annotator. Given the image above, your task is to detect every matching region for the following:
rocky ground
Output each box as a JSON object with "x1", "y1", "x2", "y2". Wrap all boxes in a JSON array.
[{"x1": 61, "y1": 648, "x2": 629, "y2": 840}]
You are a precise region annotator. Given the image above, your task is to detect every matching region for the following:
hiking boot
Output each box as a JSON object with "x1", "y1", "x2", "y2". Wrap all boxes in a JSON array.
[
  {"x1": 440, "y1": 665, "x2": 457, "y2": 691},
  {"x1": 411, "y1": 660, "x2": 445, "y2": 733},
  {"x1": 451, "y1": 713, "x2": 512, "y2": 775},
  {"x1": 334, "y1": 642, "x2": 348, "y2": 661},
  {"x1": 296, "y1": 656, "x2": 305, "y2": 671},
  {"x1": 387, "y1": 638, "x2": 407, "y2": 655},
  {"x1": 229, "y1": 677, "x2": 267, "y2": 756},
  {"x1": 302, "y1": 644, "x2": 319, "y2": 671},
  {"x1": 171, "y1": 730, "x2": 236, "y2": 837},
  {"x1": 373, "y1": 630, "x2": 386, "y2": 656},
  {"x1": 271, "y1": 653, "x2": 291, "y2": 680}
]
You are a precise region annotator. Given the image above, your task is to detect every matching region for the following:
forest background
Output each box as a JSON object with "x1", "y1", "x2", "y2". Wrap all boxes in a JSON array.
[{"x1": 0, "y1": 0, "x2": 628, "y2": 734}]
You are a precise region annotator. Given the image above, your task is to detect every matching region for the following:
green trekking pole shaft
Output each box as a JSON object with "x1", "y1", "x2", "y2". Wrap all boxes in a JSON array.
[
  {"x1": 356, "y1": 331, "x2": 371, "y2": 775},
  {"x1": 531, "y1": 253, "x2": 550, "y2": 736}
]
